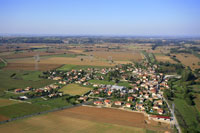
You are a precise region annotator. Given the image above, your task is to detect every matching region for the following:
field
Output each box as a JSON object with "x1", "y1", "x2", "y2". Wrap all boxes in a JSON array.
[
  {"x1": 0, "y1": 103, "x2": 51, "y2": 119},
  {"x1": 0, "y1": 99, "x2": 19, "y2": 107},
  {"x1": 154, "y1": 54, "x2": 176, "y2": 64},
  {"x1": 4, "y1": 63, "x2": 62, "y2": 71},
  {"x1": 174, "y1": 98, "x2": 200, "y2": 131},
  {"x1": 57, "y1": 64, "x2": 108, "y2": 71},
  {"x1": 60, "y1": 84, "x2": 92, "y2": 95},
  {"x1": 0, "y1": 70, "x2": 55, "y2": 93},
  {"x1": 87, "y1": 51, "x2": 143, "y2": 62},
  {"x1": 0, "y1": 106, "x2": 170, "y2": 132},
  {"x1": 174, "y1": 53, "x2": 200, "y2": 69},
  {"x1": 88, "y1": 79, "x2": 115, "y2": 85},
  {"x1": 7, "y1": 56, "x2": 114, "y2": 68}
]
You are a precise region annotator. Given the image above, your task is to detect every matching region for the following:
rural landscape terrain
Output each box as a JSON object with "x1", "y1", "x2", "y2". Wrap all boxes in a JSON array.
[{"x1": 0, "y1": 36, "x2": 200, "y2": 133}]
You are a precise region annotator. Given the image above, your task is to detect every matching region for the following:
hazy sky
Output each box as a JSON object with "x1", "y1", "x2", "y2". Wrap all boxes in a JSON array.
[{"x1": 0, "y1": 0, "x2": 200, "y2": 36}]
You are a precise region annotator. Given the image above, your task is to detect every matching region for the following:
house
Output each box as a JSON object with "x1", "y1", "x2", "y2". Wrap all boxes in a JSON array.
[
  {"x1": 104, "y1": 99, "x2": 111, "y2": 105},
  {"x1": 127, "y1": 97, "x2": 134, "y2": 102},
  {"x1": 79, "y1": 97, "x2": 88, "y2": 102},
  {"x1": 151, "y1": 115, "x2": 171, "y2": 121},
  {"x1": 107, "y1": 91, "x2": 112, "y2": 96},
  {"x1": 15, "y1": 89, "x2": 23, "y2": 93},
  {"x1": 126, "y1": 103, "x2": 131, "y2": 108},
  {"x1": 94, "y1": 101, "x2": 103, "y2": 105},
  {"x1": 24, "y1": 87, "x2": 32, "y2": 91},
  {"x1": 115, "y1": 101, "x2": 122, "y2": 106},
  {"x1": 157, "y1": 109, "x2": 164, "y2": 115}
]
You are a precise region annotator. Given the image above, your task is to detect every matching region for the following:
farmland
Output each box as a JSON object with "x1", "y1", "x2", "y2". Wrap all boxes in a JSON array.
[
  {"x1": 154, "y1": 54, "x2": 176, "y2": 64},
  {"x1": 0, "y1": 106, "x2": 169, "y2": 133},
  {"x1": 174, "y1": 53, "x2": 200, "y2": 69},
  {"x1": 0, "y1": 70, "x2": 55, "y2": 93},
  {"x1": 60, "y1": 84, "x2": 92, "y2": 95}
]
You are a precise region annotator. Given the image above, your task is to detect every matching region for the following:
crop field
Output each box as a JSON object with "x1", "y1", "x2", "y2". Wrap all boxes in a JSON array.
[
  {"x1": 7, "y1": 56, "x2": 114, "y2": 67},
  {"x1": 174, "y1": 53, "x2": 200, "y2": 69},
  {"x1": 154, "y1": 54, "x2": 176, "y2": 63},
  {"x1": 4, "y1": 63, "x2": 62, "y2": 71},
  {"x1": 60, "y1": 84, "x2": 92, "y2": 95},
  {"x1": 57, "y1": 64, "x2": 108, "y2": 71},
  {"x1": 86, "y1": 51, "x2": 143, "y2": 62},
  {"x1": 0, "y1": 106, "x2": 170, "y2": 132}
]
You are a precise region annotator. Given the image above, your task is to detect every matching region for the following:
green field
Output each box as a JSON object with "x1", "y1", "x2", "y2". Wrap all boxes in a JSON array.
[
  {"x1": 57, "y1": 64, "x2": 108, "y2": 71},
  {"x1": 32, "y1": 96, "x2": 72, "y2": 108},
  {"x1": 0, "y1": 103, "x2": 51, "y2": 119},
  {"x1": 0, "y1": 70, "x2": 55, "y2": 93},
  {"x1": 0, "y1": 98, "x2": 19, "y2": 107},
  {"x1": 60, "y1": 84, "x2": 92, "y2": 95},
  {"x1": 88, "y1": 79, "x2": 115, "y2": 85}
]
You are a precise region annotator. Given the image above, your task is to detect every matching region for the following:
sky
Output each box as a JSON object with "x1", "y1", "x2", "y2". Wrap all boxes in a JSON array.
[{"x1": 0, "y1": 0, "x2": 200, "y2": 36}]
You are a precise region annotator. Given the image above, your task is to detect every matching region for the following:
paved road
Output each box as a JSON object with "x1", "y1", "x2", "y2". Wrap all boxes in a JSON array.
[{"x1": 163, "y1": 97, "x2": 181, "y2": 133}]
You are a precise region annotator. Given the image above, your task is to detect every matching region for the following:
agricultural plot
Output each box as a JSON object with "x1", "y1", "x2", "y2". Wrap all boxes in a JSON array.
[
  {"x1": 154, "y1": 54, "x2": 176, "y2": 64},
  {"x1": 0, "y1": 106, "x2": 169, "y2": 133},
  {"x1": 174, "y1": 53, "x2": 200, "y2": 69},
  {"x1": 60, "y1": 84, "x2": 92, "y2": 95},
  {"x1": 7, "y1": 56, "x2": 114, "y2": 67},
  {"x1": 4, "y1": 63, "x2": 62, "y2": 71},
  {"x1": 86, "y1": 51, "x2": 143, "y2": 62},
  {"x1": 57, "y1": 64, "x2": 108, "y2": 71}
]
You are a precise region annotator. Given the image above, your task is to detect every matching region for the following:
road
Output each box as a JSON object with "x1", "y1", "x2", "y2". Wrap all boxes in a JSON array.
[{"x1": 163, "y1": 97, "x2": 182, "y2": 133}]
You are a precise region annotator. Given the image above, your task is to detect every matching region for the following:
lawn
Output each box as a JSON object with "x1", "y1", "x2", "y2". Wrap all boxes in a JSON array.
[
  {"x1": 60, "y1": 84, "x2": 92, "y2": 96},
  {"x1": 0, "y1": 70, "x2": 55, "y2": 93}
]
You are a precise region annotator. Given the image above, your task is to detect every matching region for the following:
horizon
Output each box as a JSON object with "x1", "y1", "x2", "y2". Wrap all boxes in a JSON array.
[{"x1": 1, "y1": 0, "x2": 200, "y2": 36}]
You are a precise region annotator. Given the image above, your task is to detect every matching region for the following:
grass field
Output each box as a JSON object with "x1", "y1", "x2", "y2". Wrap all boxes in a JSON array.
[
  {"x1": 0, "y1": 70, "x2": 55, "y2": 93},
  {"x1": 174, "y1": 98, "x2": 200, "y2": 131},
  {"x1": 0, "y1": 106, "x2": 169, "y2": 133},
  {"x1": 60, "y1": 84, "x2": 92, "y2": 95},
  {"x1": 88, "y1": 79, "x2": 115, "y2": 85},
  {"x1": 0, "y1": 103, "x2": 51, "y2": 119},
  {"x1": 0, "y1": 99, "x2": 19, "y2": 107}
]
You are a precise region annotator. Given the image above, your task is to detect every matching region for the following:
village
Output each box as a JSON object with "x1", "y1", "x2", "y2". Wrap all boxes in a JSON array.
[{"x1": 10, "y1": 61, "x2": 172, "y2": 123}]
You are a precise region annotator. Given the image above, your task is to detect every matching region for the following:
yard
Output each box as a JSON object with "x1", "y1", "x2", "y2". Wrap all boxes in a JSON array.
[{"x1": 60, "y1": 84, "x2": 92, "y2": 96}]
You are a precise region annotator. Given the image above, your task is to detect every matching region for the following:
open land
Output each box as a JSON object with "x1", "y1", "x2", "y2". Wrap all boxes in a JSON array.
[
  {"x1": 60, "y1": 84, "x2": 92, "y2": 95},
  {"x1": 0, "y1": 106, "x2": 170, "y2": 133}
]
